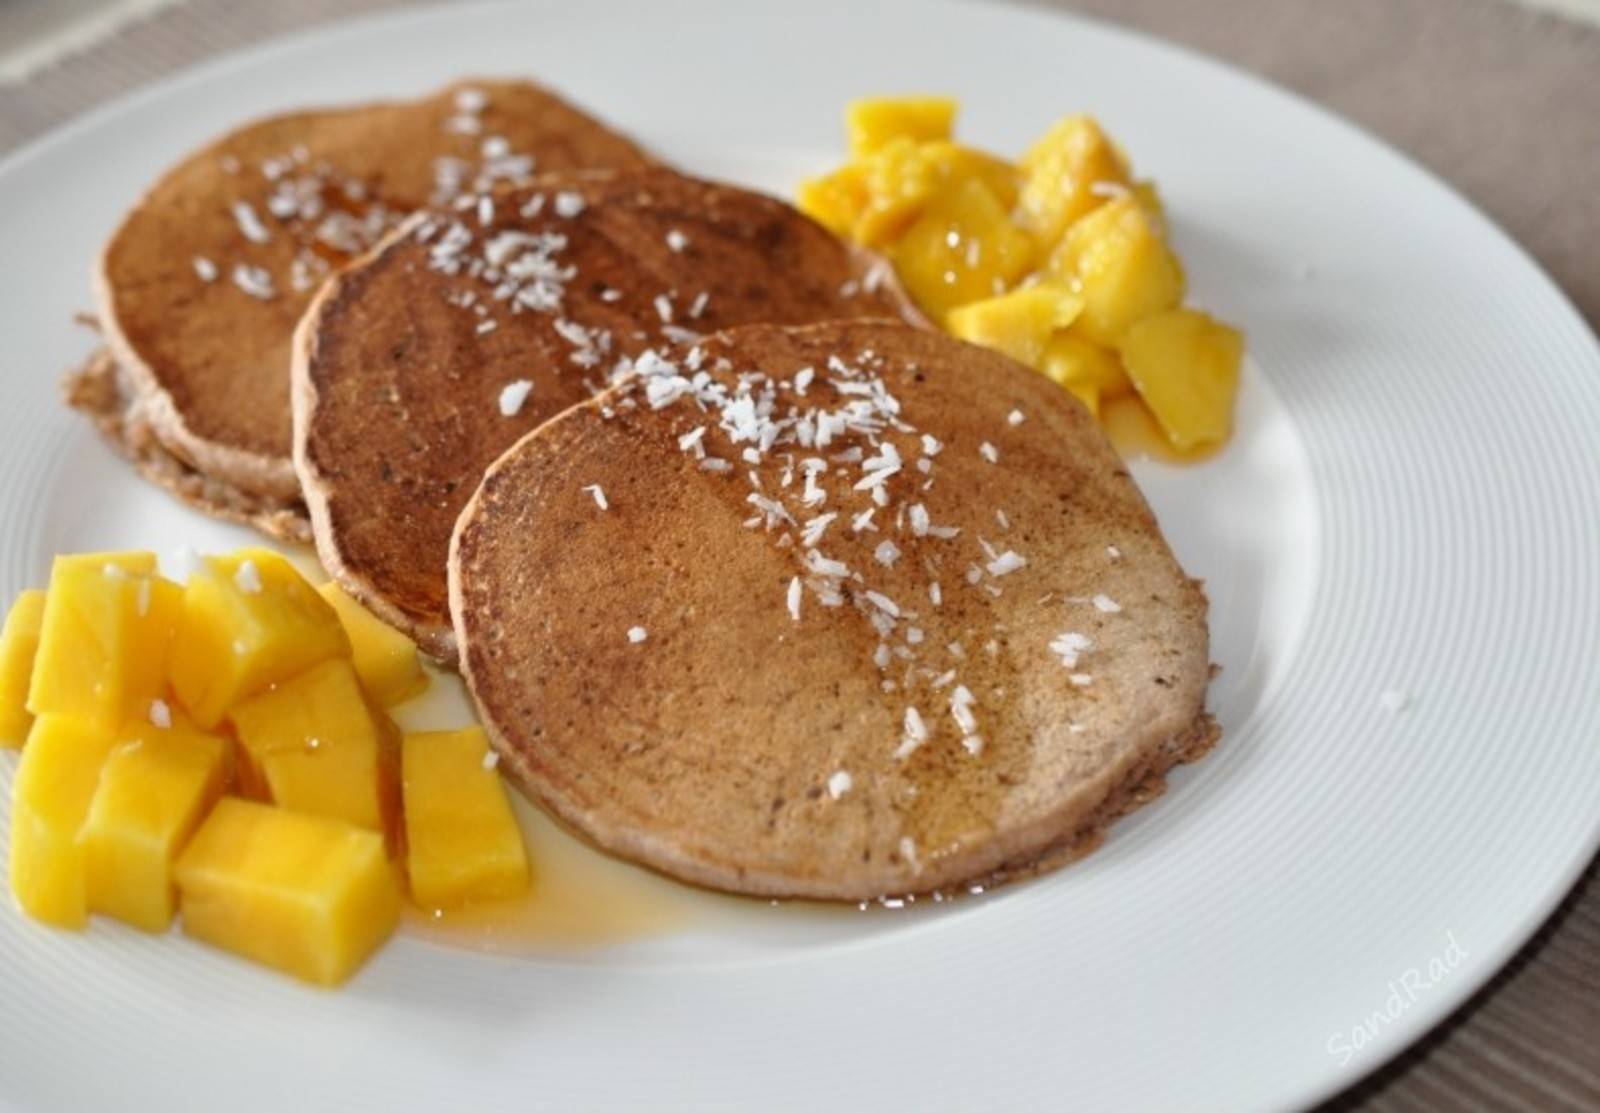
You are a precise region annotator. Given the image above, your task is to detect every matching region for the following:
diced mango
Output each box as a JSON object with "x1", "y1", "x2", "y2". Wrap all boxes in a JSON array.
[
  {"x1": 1118, "y1": 308, "x2": 1244, "y2": 450},
  {"x1": 229, "y1": 658, "x2": 398, "y2": 838},
  {"x1": 852, "y1": 138, "x2": 1019, "y2": 247},
  {"x1": 403, "y1": 728, "x2": 529, "y2": 909},
  {"x1": 317, "y1": 583, "x2": 426, "y2": 707},
  {"x1": 947, "y1": 284, "x2": 1084, "y2": 368},
  {"x1": 1047, "y1": 195, "x2": 1184, "y2": 345},
  {"x1": 169, "y1": 549, "x2": 347, "y2": 729},
  {"x1": 1041, "y1": 331, "x2": 1134, "y2": 416},
  {"x1": 796, "y1": 163, "x2": 870, "y2": 238},
  {"x1": 8, "y1": 715, "x2": 120, "y2": 928},
  {"x1": 1132, "y1": 180, "x2": 1166, "y2": 237},
  {"x1": 26, "y1": 553, "x2": 180, "y2": 728},
  {"x1": 1017, "y1": 115, "x2": 1131, "y2": 248},
  {"x1": 892, "y1": 178, "x2": 1036, "y2": 319},
  {"x1": 847, "y1": 96, "x2": 958, "y2": 157},
  {"x1": 80, "y1": 716, "x2": 229, "y2": 932},
  {"x1": 174, "y1": 798, "x2": 399, "y2": 987},
  {"x1": 0, "y1": 589, "x2": 45, "y2": 745}
]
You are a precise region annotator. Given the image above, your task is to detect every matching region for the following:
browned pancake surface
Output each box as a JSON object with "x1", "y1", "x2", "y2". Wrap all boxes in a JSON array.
[
  {"x1": 294, "y1": 169, "x2": 917, "y2": 658},
  {"x1": 450, "y1": 321, "x2": 1214, "y2": 899},
  {"x1": 95, "y1": 79, "x2": 654, "y2": 503}
]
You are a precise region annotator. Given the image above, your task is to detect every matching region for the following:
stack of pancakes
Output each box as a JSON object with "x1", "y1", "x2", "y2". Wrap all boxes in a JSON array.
[{"x1": 70, "y1": 78, "x2": 1217, "y2": 900}]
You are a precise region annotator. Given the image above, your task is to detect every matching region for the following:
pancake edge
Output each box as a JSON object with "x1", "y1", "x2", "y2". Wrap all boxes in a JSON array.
[
  {"x1": 290, "y1": 213, "x2": 463, "y2": 665},
  {"x1": 64, "y1": 345, "x2": 312, "y2": 544}
]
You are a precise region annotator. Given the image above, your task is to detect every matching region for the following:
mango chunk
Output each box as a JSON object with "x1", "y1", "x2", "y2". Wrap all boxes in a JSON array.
[
  {"x1": 795, "y1": 163, "x2": 870, "y2": 238},
  {"x1": 1047, "y1": 195, "x2": 1184, "y2": 345},
  {"x1": 170, "y1": 549, "x2": 347, "y2": 729},
  {"x1": 175, "y1": 798, "x2": 399, "y2": 987},
  {"x1": 81, "y1": 716, "x2": 229, "y2": 932},
  {"x1": 9, "y1": 715, "x2": 120, "y2": 928},
  {"x1": 1017, "y1": 115, "x2": 1131, "y2": 248},
  {"x1": 1041, "y1": 331, "x2": 1134, "y2": 416},
  {"x1": 403, "y1": 728, "x2": 529, "y2": 909},
  {"x1": 847, "y1": 96, "x2": 958, "y2": 157},
  {"x1": 947, "y1": 284, "x2": 1083, "y2": 368},
  {"x1": 229, "y1": 658, "x2": 398, "y2": 838},
  {"x1": 26, "y1": 553, "x2": 180, "y2": 728},
  {"x1": 854, "y1": 138, "x2": 1019, "y2": 248},
  {"x1": 892, "y1": 178, "x2": 1035, "y2": 319},
  {"x1": 0, "y1": 589, "x2": 45, "y2": 746},
  {"x1": 1118, "y1": 308, "x2": 1244, "y2": 450},
  {"x1": 317, "y1": 583, "x2": 426, "y2": 707}
]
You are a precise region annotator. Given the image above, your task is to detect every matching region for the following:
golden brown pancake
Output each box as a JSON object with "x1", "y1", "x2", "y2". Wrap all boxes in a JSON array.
[
  {"x1": 293, "y1": 168, "x2": 920, "y2": 660},
  {"x1": 449, "y1": 320, "x2": 1217, "y2": 900},
  {"x1": 91, "y1": 78, "x2": 654, "y2": 513}
]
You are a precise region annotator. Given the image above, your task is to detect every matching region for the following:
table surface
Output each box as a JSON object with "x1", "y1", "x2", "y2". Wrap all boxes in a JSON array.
[{"x1": 1, "y1": 1, "x2": 1597, "y2": 1110}]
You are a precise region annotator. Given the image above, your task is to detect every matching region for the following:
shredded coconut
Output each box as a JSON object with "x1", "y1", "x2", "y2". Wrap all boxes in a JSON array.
[
  {"x1": 498, "y1": 379, "x2": 534, "y2": 416},
  {"x1": 233, "y1": 559, "x2": 262, "y2": 594}
]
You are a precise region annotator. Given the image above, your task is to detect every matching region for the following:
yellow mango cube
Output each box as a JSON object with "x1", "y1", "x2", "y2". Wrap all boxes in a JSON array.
[
  {"x1": 8, "y1": 715, "x2": 120, "y2": 928},
  {"x1": 317, "y1": 583, "x2": 426, "y2": 707},
  {"x1": 403, "y1": 727, "x2": 530, "y2": 909},
  {"x1": 170, "y1": 548, "x2": 348, "y2": 729},
  {"x1": 229, "y1": 658, "x2": 398, "y2": 838},
  {"x1": 26, "y1": 553, "x2": 180, "y2": 728},
  {"x1": 1118, "y1": 308, "x2": 1244, "y2": 450},
  {"x1": 1048, "y1": 195, "x2": 1184, "y2": 345},
  {"x1": 1041, "y1": 331, "x2": 1134, "y2": 416},
  {"x1": 1017, "y1": 114, "x2": 1132, "y2": 248},
  {"x1": 1133, "y1": 180, "x2": 1166, "y2": 237},
  {"x1": 947, "y1": 284, "x2": 1084, "y2": 369},
  {"x1": 175, "y1": 798, "x2": 399, "y2": 987},
  {"x1": 892, "y1": 178, "x2": 1036, "y2": 319},
  {"x1": 81, "y1": 716, "x2": 229, "y2": 932},
  {"x1": 796, "y1": 163, "x2": 869, "y2": 238},
  {"x1": 847, "y1": 96, "x2": 958, "y2": 157},
  {"x1": 0, "y1": 589, "x2": 45, "y2": 745},
  {"x1": 852, "y1": 138, "x2": 1019, "y2": 247}
]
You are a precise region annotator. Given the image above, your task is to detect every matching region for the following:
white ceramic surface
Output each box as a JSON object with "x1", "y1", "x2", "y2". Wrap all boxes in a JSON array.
[{"x1": 0, "y1": 2, "x2": 1597, "y2": 1110}]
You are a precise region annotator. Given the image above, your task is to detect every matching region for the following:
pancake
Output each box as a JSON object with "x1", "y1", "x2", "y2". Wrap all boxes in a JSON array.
[
  {"x1": 65, "y1": 348, "x2": 311, "y2": 543},
  {"x1": 293, "y1": 168, "x2": 920, "y2": 660},
  {"x1": 449, "y1": 320, "x2": 1217, "y2": 900},
  {"x1": 91, "y1": 78, "x2": 654, "y2": 515}
]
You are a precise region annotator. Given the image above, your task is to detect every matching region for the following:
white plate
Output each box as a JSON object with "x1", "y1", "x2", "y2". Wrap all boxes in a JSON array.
[{"x1": 2, "y1": 2, "x2": 1598, "y2": 1110}]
